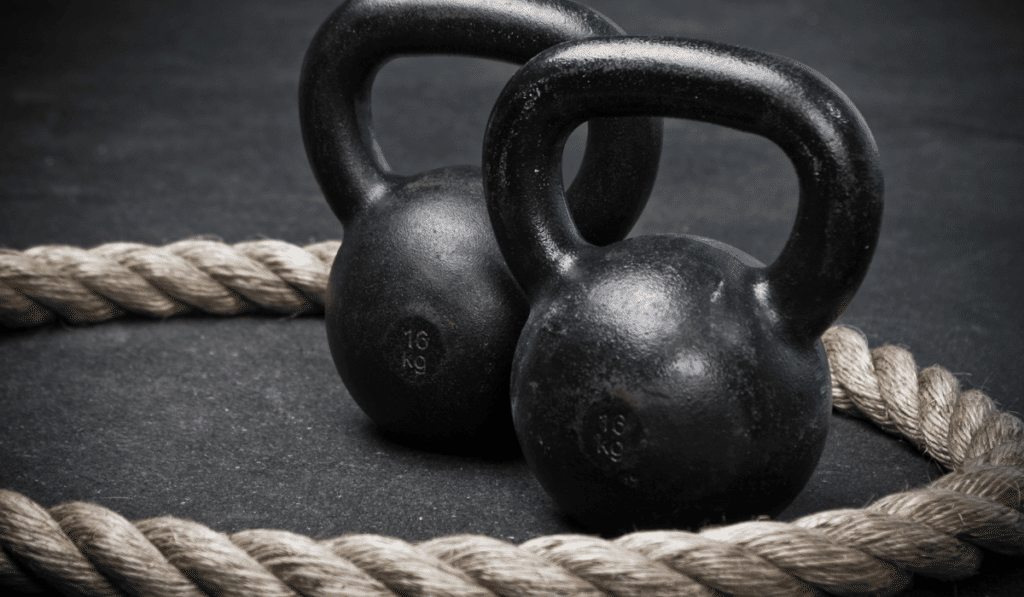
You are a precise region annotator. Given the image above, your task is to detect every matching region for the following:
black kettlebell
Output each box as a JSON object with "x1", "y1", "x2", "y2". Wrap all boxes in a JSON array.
[
  {"x1": 484, "y1": 37, "x2": 883, "y2": 531},
  {"x1": 299, "y1": 0, "x2": 662, "y2": 450}
]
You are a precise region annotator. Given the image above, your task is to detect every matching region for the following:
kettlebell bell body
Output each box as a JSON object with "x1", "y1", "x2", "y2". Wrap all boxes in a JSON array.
[
  {"x1": 299, "y1": 0, "x2": 662, "y2": 449},
  {"x1": 485, "y1": 38, "x2": 883, "y2": 530}
]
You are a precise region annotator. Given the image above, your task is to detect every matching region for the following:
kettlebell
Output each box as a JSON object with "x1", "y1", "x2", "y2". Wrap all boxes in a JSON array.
[
  {"x1": 484, "y1": 37, "x2": 883, "y2": 531},
  {"x1": 299, "y1": 0, "x2": 662, "y2": 450}
]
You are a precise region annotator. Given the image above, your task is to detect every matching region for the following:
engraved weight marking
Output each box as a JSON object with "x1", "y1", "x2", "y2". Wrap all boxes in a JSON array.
[
  {"x1": 402, "y1": 329, "x2": 430, "y2": 374},
  {"x1": 388, "y1": 317, "x2": 444, "y2": 383},
  {"x1": 596, "y1": 413, "x2": 627, "y2": 462}
]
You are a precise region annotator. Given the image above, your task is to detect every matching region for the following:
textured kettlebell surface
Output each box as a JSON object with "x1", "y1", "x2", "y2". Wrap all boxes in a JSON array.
[{"x1": 1, "y1": 1, "x2": 1021, "y2": 595}]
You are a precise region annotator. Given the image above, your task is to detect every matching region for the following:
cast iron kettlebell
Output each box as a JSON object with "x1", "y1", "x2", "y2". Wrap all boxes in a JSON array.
[
  {"x1": 484, "y1": 37, "x2": 883, "y2": 531},
  {"x1": 299, "y1": 0, "x2": 662, "y2": 450}
]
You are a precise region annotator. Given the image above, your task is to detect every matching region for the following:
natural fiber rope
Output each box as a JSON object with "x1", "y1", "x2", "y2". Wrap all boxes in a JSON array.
[
  {"x1": 0, "y1": 239, "x2": 342, "y2": 327},
  {"x1": 1, "y1": 241, "x2": 1022, "y2": 596}
]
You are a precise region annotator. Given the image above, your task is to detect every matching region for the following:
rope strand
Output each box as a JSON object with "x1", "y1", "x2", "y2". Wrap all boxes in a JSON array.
[
  {"x1": 0, "y1": 241, "x2": 1021, "y2": 596},
  {"x1": 0, "y1": 239, "x2": 341, "y2": 327}
]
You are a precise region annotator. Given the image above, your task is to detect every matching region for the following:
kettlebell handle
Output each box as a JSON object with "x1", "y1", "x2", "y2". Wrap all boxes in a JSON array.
[
  {"x1": 484, "y1": 37, "x2": 884, "y2": 342},
  {"x1": 300, "y1": 0, "x2": 662, "y2": 242}
]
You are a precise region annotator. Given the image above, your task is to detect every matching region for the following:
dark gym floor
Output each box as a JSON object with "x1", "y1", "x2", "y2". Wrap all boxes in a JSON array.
[{"x1": 1, "y1": 1, "x2": 1021, "y2": 595}]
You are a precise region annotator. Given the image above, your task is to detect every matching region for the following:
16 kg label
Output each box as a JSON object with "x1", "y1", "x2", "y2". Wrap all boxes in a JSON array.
[
  {"x1": 577, "y1": 396, "x2": 646, "y2": 474},
  {"x1": 386, "y1": 316, "x2": 445, "y2": 384}
]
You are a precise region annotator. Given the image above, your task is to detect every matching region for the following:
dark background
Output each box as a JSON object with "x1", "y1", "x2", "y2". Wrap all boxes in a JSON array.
[{"x1": 1, "y1": 0, "x2": 1021, "y2": 595}]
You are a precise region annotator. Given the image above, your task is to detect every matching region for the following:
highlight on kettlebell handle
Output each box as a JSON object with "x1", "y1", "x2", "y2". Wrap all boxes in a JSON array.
[
  {"x1": 484, "y1": 36, "x2": 884, "y2": 342},
  {"x1": 299, "y1": 0, "x2": 662, "y2": 242}
]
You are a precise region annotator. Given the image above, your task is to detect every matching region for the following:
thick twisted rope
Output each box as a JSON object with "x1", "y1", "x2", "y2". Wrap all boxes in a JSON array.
[
  {"x1": 0, "y1": 239, "x2": 342, "y2": 327},
  {"x1": 0, "y1": 241, "x2": 1022, "y2": 595}
]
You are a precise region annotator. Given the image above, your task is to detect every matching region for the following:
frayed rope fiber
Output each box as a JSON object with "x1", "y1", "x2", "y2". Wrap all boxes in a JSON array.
[{"x1": 0, "y1": 240, "x2": 1022, "y2": 596}]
